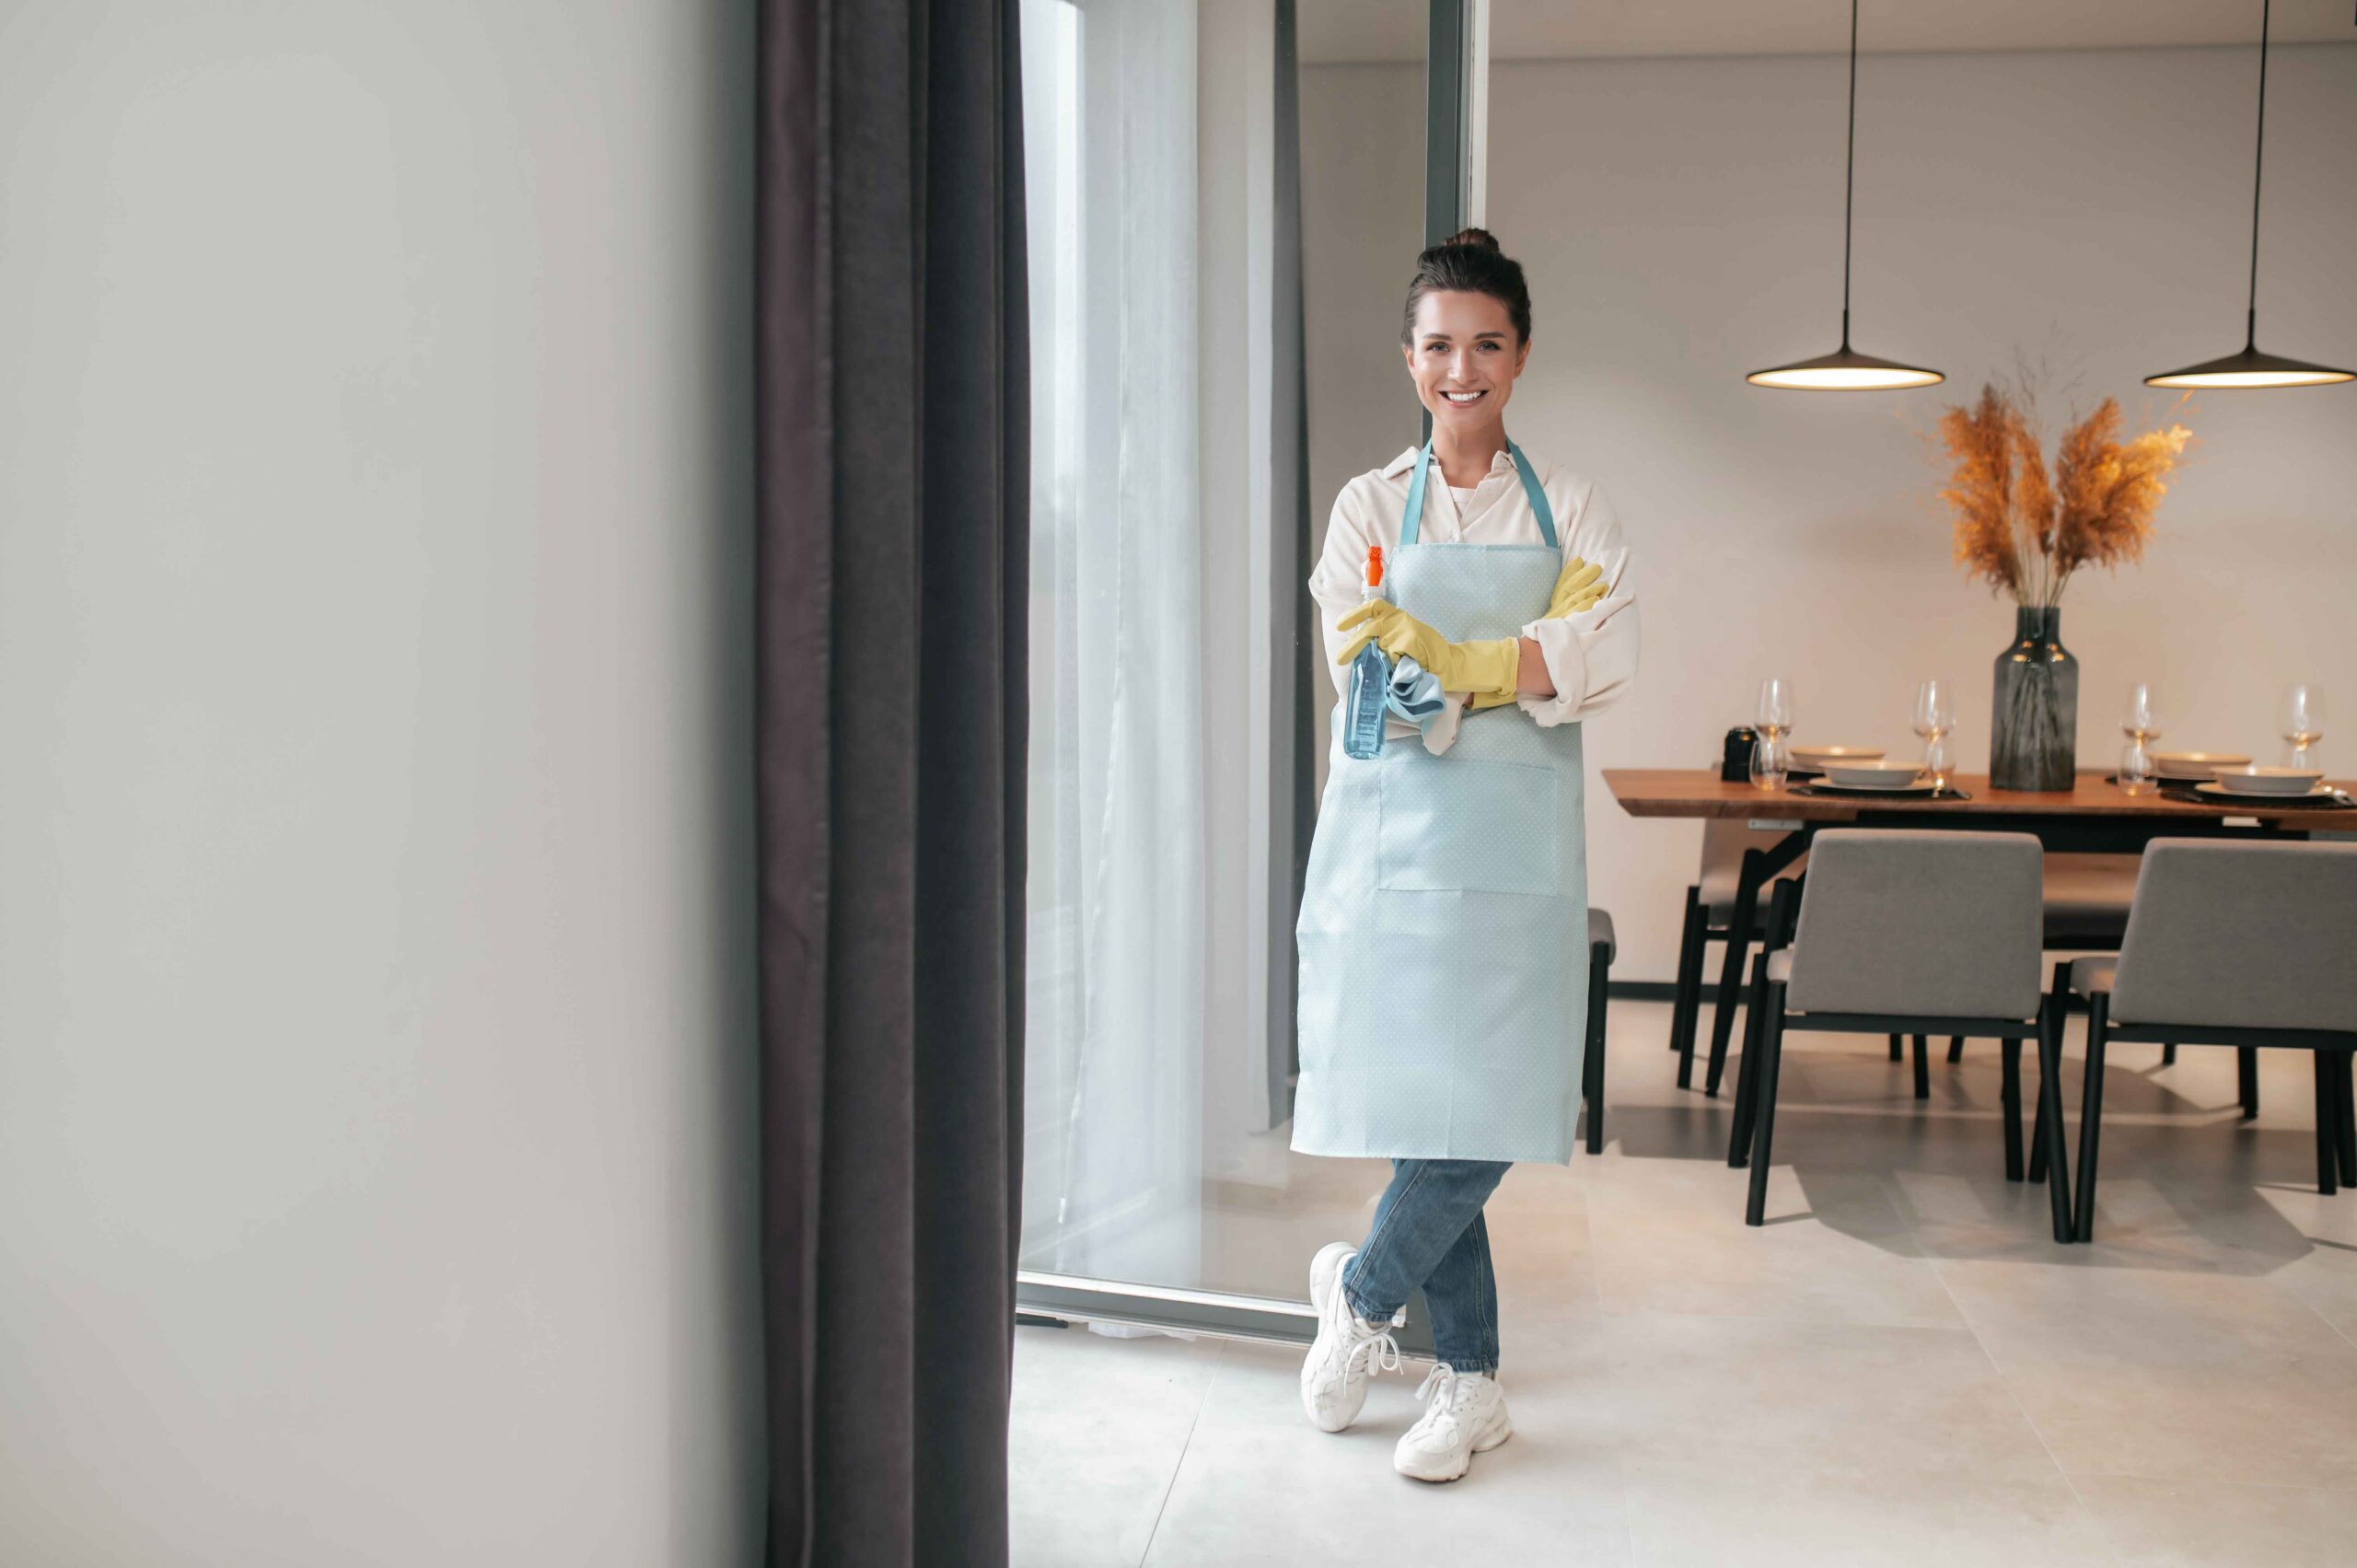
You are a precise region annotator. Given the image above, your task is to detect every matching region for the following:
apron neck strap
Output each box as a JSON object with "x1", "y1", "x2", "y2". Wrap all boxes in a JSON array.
[{"x1": 1401, "y1": 438, "x2": 1558, "y2": 551}]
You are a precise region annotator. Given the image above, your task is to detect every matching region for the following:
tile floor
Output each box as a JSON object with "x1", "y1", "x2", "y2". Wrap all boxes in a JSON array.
[{"x1": 1011, "y1": 1000, "x2": 2357, "y2": 1566}]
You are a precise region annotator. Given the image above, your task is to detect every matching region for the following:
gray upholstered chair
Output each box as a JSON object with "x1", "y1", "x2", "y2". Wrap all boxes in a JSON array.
[
  {"x1": 1689, "y1": 836, "x2": 2148, "y2": 1104},
  {"x1": 1585, "y1": 909, "x2": 1615, "y2": 1156},
  {"x1": 2066, "y1": 841, "x2": 2357, "y2": 1243},
  {"x1": 1732, "y1": 830, "x2": 2073, "y2": 1241},
  {"x1": 1922, "y1": 852, "x2": 2145, "y2": 1079}
]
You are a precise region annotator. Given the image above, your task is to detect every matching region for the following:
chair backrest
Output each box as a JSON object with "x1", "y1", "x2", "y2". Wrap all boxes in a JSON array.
[
  {"x1": 1784, "y1": 830, "x2": 2043, "y2": 1021},
  {"x1": 2109, "y1": 840, "x2": 2357, "y2": 1033}
]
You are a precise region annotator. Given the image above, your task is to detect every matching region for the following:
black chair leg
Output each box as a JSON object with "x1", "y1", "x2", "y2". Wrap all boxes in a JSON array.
[
  {"x1": 2315, "y1": 1051, "x2": 2340, "y2": 1197},
  {"x1": 1912, "y1": 1035, "x2": 1931, "y2": 1100},
  {"x1": 2239, "y1": 1046, "x2": 2260, "y2": 1121},
  {"x1": 2001, "y1": 1038, "x2": 2024, "y2": 1182},
  {"x1": 2161, "y1": 1042, "x2": 2177, "y2": 1066},
  {"x1": 2036, "y1": 992, "x2": 2074, "y2": 1242},
  {"x1": 1887, "y1": 1033, "x2": 1902, "y2": 1062},
  {"x1": 1745, "y1": 981, "x2": 1789, "y2": 1225},
  {"x1": 1670, "y1": 887, "x2": 1704, "y2": 1080},
  {"x1": 1711, "y1": 935, "x2": 1765, "y2": 1101},
  {"x1": 2030, "y1": 969, "x2": 2061, "y2": 1186},
  {"x1": 1584, "y1": 940, "x2": 1610, "y2": 1156},
  {"x1": 2335, "y1": 1047, "x2": 2355, "y2": 1188},
  {"x1": 2073, "y1": 994, "x2": 2110, "y2": 1243},
  {"x1": 1948, "y1": 1035, "x2": 1965, "y2": 1064},
  {"x1": 1726, "y1": 951, "x2": 1771, "y2": 1165},
  {"x1": 1705, "y1": 852, "x2": 1762, "y2": 1094}
]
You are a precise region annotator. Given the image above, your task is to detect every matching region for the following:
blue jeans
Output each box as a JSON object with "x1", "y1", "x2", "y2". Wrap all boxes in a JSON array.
[{"x1": 1340, "y1": 1157, "x2": 1509, "y2": 1376}]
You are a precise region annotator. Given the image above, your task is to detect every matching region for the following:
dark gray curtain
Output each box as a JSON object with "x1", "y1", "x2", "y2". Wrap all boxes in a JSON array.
[{"x1": 756, "y1": 0, "x2": 1028, "y2": 1561}]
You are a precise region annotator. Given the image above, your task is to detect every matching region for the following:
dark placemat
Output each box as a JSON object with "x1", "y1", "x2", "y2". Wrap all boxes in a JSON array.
[
  {"x1": 1787, "y1": 784, "x2": 1973, "y2": 803},
  {"x1": 2154, "y1": 783, "x2": 2357, "y2": 810}
]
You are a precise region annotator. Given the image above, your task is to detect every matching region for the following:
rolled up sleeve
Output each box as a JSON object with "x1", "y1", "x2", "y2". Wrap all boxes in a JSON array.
[{"x1": 1517, "y1": 480, "x2": 1639, "y2": 726}]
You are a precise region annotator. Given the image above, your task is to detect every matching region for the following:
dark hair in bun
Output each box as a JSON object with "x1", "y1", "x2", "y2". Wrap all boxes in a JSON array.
[{"x1": 1400, "y1": 226, "x2": 1532, "y2": 345}]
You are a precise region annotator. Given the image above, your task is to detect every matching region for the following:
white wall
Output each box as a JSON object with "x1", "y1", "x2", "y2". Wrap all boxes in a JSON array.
[
  {"x1": 0, "y1": 4, "x2": 761, "y2": 1562},
  {"x1": 1306, "y1": 44, "x2": 2357, "y2": 979}
]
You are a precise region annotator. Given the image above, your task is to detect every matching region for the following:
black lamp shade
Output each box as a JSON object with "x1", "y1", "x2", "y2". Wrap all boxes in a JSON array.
[
  {"x1": 2144, "y1": 342, "x2": 2353, "y2": 389},
  {"x1": 1747, "y1": 341, "x2": 1945, "y2": 392}
]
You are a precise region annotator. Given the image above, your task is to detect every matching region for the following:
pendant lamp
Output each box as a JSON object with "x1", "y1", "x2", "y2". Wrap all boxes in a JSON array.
[
  {"x1": 1747, "y1": 0, "x2": 1942, "y2": 391},
  {"x1": 2145, "y1": 0, "x2": 2352, "y2": 389}
]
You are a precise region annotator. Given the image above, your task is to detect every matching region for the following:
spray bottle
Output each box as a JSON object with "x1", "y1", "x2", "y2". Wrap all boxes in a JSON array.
[{"x1": 1342, "y1": 545, "x2": 1390, "y2": 760}]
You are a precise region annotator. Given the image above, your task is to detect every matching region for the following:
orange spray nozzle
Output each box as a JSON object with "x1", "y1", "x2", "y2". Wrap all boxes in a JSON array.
[{"x1": 1364, "y1": 545, "x2": 1385, "y2": 587}]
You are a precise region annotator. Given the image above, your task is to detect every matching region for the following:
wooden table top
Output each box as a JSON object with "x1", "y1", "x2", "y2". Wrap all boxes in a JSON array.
[{"x1": 1603, "y1": 768, "x2": 2357, "y2": 828}]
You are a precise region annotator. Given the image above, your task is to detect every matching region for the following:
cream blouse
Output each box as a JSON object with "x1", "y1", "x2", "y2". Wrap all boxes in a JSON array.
[{"x1": 1310, "y1": 443, "x2": 1640, "y2": 753}]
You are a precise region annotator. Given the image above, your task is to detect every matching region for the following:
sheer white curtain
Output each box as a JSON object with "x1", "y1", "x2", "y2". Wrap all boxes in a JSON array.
[{"x1": 1018, "y1": 0, "x2": 1209, "y2": 1284}]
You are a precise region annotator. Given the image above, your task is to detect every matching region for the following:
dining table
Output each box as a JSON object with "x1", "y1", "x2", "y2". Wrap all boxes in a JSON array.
[
  {"x1": 1607, "y1": 765, "x2": 2357, "y2": 1245},
  {"x1": 1605, "y1": 765, "x2": 2357, "y2": 1086}
]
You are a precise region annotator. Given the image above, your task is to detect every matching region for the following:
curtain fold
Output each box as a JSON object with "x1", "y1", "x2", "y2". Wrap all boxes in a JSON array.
[{"x1": 756, "y1": 0, "x2": 1028, "y2": 1561}]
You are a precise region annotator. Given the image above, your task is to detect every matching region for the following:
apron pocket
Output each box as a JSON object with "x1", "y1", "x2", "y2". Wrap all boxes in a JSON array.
[{"x1": 1376, "y1": 756, "x2": 1561, "y2": 897}]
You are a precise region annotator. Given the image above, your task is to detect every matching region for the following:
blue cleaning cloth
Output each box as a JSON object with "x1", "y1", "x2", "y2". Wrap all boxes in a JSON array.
[{"x1": 1384, "y1": 655, "x2": 1447, "y2": 723}]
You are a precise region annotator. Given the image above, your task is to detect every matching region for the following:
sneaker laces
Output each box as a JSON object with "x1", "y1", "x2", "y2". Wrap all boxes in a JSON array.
[
  {"x1": 1410, "y1": 1363, "x2": 1480, "y2": 1438},
  {"x1": 1341, "y1": 1307, "x2": 1404, "y2": 1378},
  {"x1": 1412, "y1": 1362, "x2": 1460, "y2": 1415}
]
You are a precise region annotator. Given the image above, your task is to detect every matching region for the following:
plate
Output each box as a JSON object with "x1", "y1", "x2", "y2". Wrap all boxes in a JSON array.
[
  {"x1": 1812, "y1": 777, "x2": 1937, "y2": 795},
  {"x1": 2194, "y1": 780, "x2": 2340, "y2": 803},
  {"x1": 2151, "y1": 749, "x2": 2250, "y2": 781},
  {"x1": 1824, "y1": 764, "x2": 1926, "y2": 789},
  {"x1": 1791, "y1": 744, "x2": 1884, "y2": 772},
  {"x1": 2208, "y1": 766, "x2": 2326, "y2": 795}
]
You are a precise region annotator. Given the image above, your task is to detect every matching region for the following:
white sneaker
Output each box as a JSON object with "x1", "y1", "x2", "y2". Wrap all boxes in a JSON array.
[
  {"x1": 1299, "y1": 1241, "x2": 1402, "y2": 1433},
  {"x1": 1393, "y1": 1364, "x2": 1512, "y2": 1482}
]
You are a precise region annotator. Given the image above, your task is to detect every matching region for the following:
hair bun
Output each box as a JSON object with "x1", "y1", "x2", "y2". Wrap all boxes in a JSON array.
[{"x1": 1441, "y1": 226, "x2": 1502, "y2": 252}]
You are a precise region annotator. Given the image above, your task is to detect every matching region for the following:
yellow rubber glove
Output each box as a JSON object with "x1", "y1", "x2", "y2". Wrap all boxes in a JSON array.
[
  {"x1": 1334, "y1": 602, "x2": 1521, "y2": 699},
  {"x1": 1546, "y1": 555, "x2": 1608, "y2": 619}
]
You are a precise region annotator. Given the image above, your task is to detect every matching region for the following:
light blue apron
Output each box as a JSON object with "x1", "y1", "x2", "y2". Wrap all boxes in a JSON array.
[{"x1": 1292, "y1": 439, "x2": 1589, "y2": 1166}]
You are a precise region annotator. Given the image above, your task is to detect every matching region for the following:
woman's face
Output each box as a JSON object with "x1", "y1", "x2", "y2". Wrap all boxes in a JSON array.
[{"x1": 1402, "y1": 289, "x2": 1529, "y2": 436}]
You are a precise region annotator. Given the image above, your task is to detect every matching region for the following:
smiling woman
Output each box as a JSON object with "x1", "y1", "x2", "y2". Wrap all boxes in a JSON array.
[{"x1": 1292, "y1": 224, "x2": 1640, "y2": 1482}]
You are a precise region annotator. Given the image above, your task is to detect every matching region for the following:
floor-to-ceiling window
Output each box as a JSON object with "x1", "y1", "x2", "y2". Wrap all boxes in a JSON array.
[{"x1": 1015, "y1": 0, "x2": 1471, "y2": 1344}]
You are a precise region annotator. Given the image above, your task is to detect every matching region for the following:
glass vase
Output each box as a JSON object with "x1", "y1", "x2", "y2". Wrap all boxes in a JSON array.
[{"x1": 1991, "y1": 606, "x2": 2079, "y2": 792}]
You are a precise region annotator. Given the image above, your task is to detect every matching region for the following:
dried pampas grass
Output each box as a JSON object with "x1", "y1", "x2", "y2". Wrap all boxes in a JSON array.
[{"x1": 1936, "y1": 378, "x2": 2191, "y2": 609}]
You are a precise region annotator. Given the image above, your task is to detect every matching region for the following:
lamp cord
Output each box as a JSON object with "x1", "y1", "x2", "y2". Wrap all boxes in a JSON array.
[
  {"x1": 2246, "y1": 0, "x2": 2270, "y2": 348},
  {"x1": 1840, "y1": 0, "x2": 1858, "y2": 347}
]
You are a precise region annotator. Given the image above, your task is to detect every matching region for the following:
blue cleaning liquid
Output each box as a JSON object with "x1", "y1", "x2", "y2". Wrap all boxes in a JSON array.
[
  {"x1": 1342, "y1": 553, "x2": 1391, "y2": 759},
  {"x1": 1343, "y1": 637, "x2": 1390, "y2": 759}
]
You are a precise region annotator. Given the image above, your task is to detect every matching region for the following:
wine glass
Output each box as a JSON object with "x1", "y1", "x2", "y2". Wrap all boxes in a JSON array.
[
  {"x1": 2282, "y1": 684, "x2": 2326, "y2": 768},
  {"x1": 2118, "y1": 738, "x2": 2155, "y2": 796},
  {"x1": 1757, "y1": 678, "x2": 1794, "y2": 743},
  {"x1": 1749, "y1": 733, "x2": 1789, "y2": 793},
  {"x1": 2119, "y1": 684, "x2": 2163, "y2": 795},
  {"x1": 1911, "y1": 679, "x2": 1956, "y2": 788}
]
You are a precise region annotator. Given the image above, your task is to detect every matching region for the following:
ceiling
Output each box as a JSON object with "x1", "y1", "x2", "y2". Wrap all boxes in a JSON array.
[{"x1": 1299, "y1": 0, "x2": 2357, "y2": 66}]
